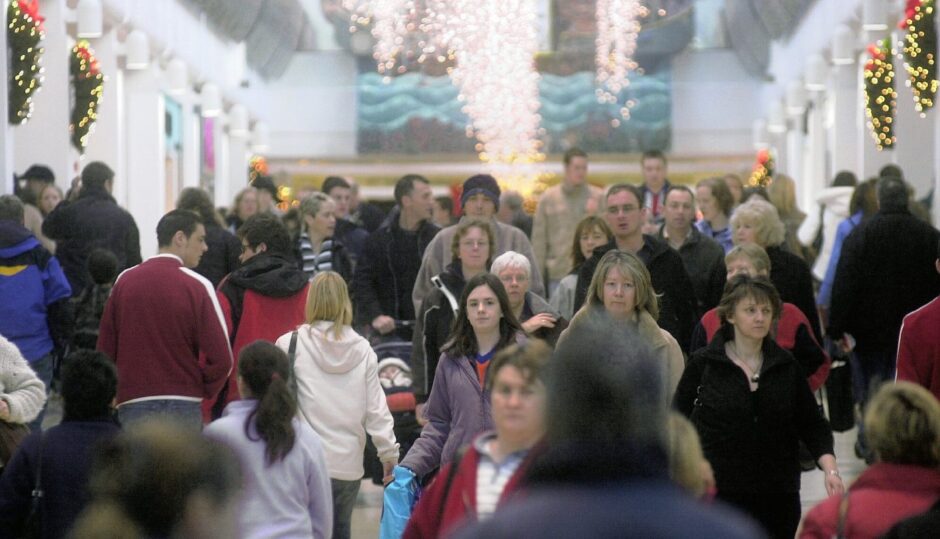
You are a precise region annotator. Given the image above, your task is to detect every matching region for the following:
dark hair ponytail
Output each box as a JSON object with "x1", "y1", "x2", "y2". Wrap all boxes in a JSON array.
[{"x1": 238, "y1": 341, "x2": 297, "y2": 465}]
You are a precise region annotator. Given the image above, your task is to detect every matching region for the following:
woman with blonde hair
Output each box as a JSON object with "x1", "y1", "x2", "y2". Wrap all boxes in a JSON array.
[
  {"x1": 227, "y1": 187, "x2": 258, "y2": 233},
  {"x1": 731, "y1": 198, "x2": 821, "y2": 341},
  {"x1": 801, "y1": 382, "x2": 940, "y2": 538},
  {"x1": 667, "y1": 412, "x2": 714, "y2": 499},
  {"x1": 767, "y1": 174, "x2": 807, "y2": 260},
  {"x1": 296, "y1": 193, "x2": 352, "y2": 282},
  {"x1": 276, "y1": 271, "x2": 398, "y2": 539},
  {"x1": 559, "y1": 250, "x2": 684, "y2": 398},
  {"x1": 549, "y1": 215, "x2": 615, "y2": 319}
]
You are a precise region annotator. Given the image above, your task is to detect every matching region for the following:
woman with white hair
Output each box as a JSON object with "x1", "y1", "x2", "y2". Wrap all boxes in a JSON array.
[
  {"x1": 491, "y1": 251, "x2": 568, "y2": 346},
  {"x1": 730, "y1": 198, "x2": 821, "y2": 342}
]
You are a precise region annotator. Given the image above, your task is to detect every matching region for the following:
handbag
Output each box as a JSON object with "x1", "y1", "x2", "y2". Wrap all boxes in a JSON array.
[
  {"x1": 0, "y1": 421, "x2": 29, "y2": 472},
  {"x1": 824, "y1": 358, "x2": 855, "y2": 432}
]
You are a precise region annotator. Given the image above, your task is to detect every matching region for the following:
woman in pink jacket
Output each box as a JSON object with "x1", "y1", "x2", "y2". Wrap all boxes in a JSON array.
[{"x1": 800, "y1": 382, "x2": 940, "y2": 538}]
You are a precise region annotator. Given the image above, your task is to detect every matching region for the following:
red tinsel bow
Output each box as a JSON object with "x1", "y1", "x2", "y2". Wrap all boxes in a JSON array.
[
  {"x1": 756, "y1": 149, "x2": 770, "y2": 165},
  {"x1": 76, "y1": 45, "x2": 101, "y2": 76},
  {"x1": 17, "y1": 0, "x2": 45, "y2": 32},
  {"x1": 899, "y1": 0, "x2": 923, "y2": 29}
]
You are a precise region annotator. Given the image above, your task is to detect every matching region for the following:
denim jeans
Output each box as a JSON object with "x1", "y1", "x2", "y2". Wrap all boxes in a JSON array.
[
  {"x1": 330, "y1": 478, "x2": 361, "y2": 539},
  {"x1": 26, "y1": 352, "x2": 54, "y2": 432},
  {"x1": 117, "y1": 399, "x2": 203, "y2": 431},
  {"x1": 850, "y1": 347, "x2": 896, "y2": 458}
]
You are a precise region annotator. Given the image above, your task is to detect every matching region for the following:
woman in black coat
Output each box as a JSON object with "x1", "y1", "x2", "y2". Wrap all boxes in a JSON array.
[
  {"x1": 177, "y1": 187, "x2": 241, "y2": 287},
  {"x1": 674, "y1": 275, "x2": 842, "y2": 538}
]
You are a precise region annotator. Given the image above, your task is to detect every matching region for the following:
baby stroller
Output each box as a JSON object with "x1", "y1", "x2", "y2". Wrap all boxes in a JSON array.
[{"x1": 364, "y1": 321, "x2": 423, "y2": 484}]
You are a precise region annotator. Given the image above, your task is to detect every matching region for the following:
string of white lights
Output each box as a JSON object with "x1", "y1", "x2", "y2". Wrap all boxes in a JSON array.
[{"x1": 595, "y1": 0, "x2": 646, "y2": 123}]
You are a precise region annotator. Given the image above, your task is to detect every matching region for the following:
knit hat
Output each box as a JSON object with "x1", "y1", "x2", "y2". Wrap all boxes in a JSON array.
[{"x1": 461, "y1": 174, "x2": 500, "y2": 210}]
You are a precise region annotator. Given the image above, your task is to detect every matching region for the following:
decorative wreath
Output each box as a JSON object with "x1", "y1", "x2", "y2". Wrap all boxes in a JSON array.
[
  {"x1": 70, "y1": 40, "x2": 104, "y2": 152},
  {"x1": 899, "y1": 0, "x2": 938, "y2": 114},
  {"x1": 7, "y1": 0, "x2": 44, "y2": 125},
  {"x1": 748, "y1": 148, "x2": 774, "y2": 188},
  {"x1": 864, "y1": 39, "x2": 897, "y2": 150}
]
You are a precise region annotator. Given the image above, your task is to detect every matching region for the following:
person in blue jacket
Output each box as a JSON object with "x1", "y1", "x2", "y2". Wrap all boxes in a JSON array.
[{"x1": 0, "y1": 194, "x2": 71, "y2": 431}]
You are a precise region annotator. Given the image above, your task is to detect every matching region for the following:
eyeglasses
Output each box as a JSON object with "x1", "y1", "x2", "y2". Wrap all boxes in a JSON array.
[{"x1": 460, "y1": 239, "x2": 489, "y2": 248}]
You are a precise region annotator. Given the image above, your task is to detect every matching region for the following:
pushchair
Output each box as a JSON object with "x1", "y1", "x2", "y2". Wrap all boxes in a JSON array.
[{"x1": 363, "y1": 321, "x2": 423, "y2": 484}]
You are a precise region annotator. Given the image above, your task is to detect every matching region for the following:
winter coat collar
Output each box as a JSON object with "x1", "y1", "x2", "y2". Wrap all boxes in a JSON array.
[
  {"x1": 850, "y1": 462, "x2": 940, "y2": 494},
  {"x1": 226, "y1": 253, "x2": 307, "y2": 297},
  {"x1": 700, "y1": 330, "x2": 791, "y2": 374},
  {"x1": 77, "y1": 186, "x2": 117, "y2": 203}
]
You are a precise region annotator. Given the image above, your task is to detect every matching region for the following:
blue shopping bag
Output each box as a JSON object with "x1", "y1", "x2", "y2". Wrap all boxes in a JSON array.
[{"x1": 379, "y1": 465, "x2": 418, "y2": 539}]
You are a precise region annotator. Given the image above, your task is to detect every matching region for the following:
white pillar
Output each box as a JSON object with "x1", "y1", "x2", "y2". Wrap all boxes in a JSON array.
[
  {"x1": 83, "y1": 30, "x2": 126, "y2": 201},
  {"x1": 0, "y1": 0, "x2": 13, "y2": 193},
  {"x1": 803, "y1": 91, "x2": 828, "y2": 211},
  {"x1": 14, "y1": 0, "x2": 73, "y2": 190},
  {"x1": 893, "y1": 79, "x2": 937, "y2": 198},
  {"x1": 224, "y1": 131, "x2": 250, "y2": 208},
  {"x1": 830, "y1": 62, "x2": 860, "y2": 176},
  {"x1": 123, "y1": 64, "x2": 166, "y2": 259}
]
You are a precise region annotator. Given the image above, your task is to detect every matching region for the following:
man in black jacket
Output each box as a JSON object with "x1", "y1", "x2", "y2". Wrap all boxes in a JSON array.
[
  {"x1": 42, "y1": 162, "x2": 141, "y2": 295},
  {"x1": 576, "y1": 184, "x2": 697, "y2": 353},
  {"x1": 829, "y1": 176, "x2": 940, "y2": 458},
  {"x1": 353, "y1": 174, "x2": 439, "y2": 341}
]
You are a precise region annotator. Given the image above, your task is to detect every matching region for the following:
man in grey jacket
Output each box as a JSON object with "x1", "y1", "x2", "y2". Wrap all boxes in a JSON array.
[{"x1": 411, "y1": 174, "x2": 544, "y2": 313}]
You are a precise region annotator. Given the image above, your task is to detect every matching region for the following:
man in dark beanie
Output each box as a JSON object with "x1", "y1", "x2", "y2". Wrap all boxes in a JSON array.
[
  {"x1": 14, "y1": 164, "x2": 57, "y2": 252},
  {"x1": 411, "y1": 173, "x2": 544, "y2": 313},
  {"x1": 43, "y1": 161, "x2": 141, "y2": 295}
]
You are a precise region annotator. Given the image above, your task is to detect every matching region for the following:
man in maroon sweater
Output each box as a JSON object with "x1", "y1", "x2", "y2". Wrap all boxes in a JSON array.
[
  {"x1": 98, "y1": 209, "x2": 232, "y2": 429},
  {"x1": 896, "y1": 240, "x2": 940, "y2": 401}
]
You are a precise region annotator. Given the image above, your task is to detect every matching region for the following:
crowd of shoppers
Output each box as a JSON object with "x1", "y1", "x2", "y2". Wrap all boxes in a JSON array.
[{"x1": 2, "y1": 152, "x2": 940, "y2": 539}]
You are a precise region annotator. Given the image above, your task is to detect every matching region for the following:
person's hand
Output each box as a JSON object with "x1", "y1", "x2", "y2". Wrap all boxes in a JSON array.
[
  {"x1": 699, "y1": 460, "x2": 716, "y2": 497},
  {"x1": 824, "y1": 471, "x2": 845, "y2": 496},
  {"x1": 415, "y1": 402, "x2": 428, "y2": 426},
  {"x1": 0, "y1": 399, "x2": 9, "y2": 421},
  {"x1": 838, "y1": 334, "x2": 856, "y2": 354},
  {"x1": 521, "y1": 313, "x2": 557, "y2": 334},
  {"x1": 382, "y1": 460, "x2": 396, "y2": 486},
  {"x1": 371, "y1": 315, "x2": 396, "y2": 335}
]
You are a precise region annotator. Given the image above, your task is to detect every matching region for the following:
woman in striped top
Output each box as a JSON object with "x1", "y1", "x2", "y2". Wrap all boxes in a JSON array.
[
  {"x1": 296, "y1": 193, "x2": 352, "y2": 282},
  {"x1": 403, "y1": 340, "x2": 549, "y2": 539}
]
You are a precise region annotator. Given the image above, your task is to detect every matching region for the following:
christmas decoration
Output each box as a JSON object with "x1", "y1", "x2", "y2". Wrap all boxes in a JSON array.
[
  {"x1": 69, "y1": 40, "x2": 103, "y2": 152},
  {"x1": 7, "y1": 0, "x2": 45, "y2": 125},
  {"x1": 595, "y1": 0, "x2": 647, "y2": 123},
  {"x1": 899, "y1": 0, "x2": 937, "y2": 114},
  {"x1": 248, "y1": 155, "x2": 269, "y2": 184},
  {"x1": 748, "y1": 148, "x2": 774, "y2": 187},
  {"x1": 864, "y1": 40, "x2": 897, "y2": 150}
]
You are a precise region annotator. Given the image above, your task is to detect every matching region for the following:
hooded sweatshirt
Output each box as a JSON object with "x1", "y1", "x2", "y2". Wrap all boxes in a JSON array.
[
  {"x1": 276, "y1": 322, "x2": 399, "y2": 480},
  {"x1": 797, "y1": 186, "x2": 854, "y2": 281}
]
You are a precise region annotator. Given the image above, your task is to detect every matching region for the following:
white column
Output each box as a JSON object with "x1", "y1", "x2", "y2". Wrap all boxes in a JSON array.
[
  {"x1": 803, "y1": 92, "x2": 828, "y2": 211},
  {"x1": 83, "y1": 30, "x2": 126, "y2": 200},
  {"x1": 0, "y1": 0, "x2": 13, "y2": 193},
  {"x1": 224, "y1": 131, "x2": 250, "y2": 208},
  {"x1": 893, "y1": 82, "x2": 936, "y2": 198},
  {"x1": 14, "y1": 0, "x2": 73, "y2": 190},
  {"x1": 830, "y1": 62, "x2": 860, "y2": 176},
  {"x1": 123, "y1": 64, "x2": 166, "y2": 258},
  {"x1": 178, "y1": 95, "x2": 200, "y2": 191}
]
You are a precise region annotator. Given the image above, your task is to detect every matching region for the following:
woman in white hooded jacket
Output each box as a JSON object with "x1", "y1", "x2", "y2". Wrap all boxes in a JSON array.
[
  {"x1": 796, "y1": 172, "x2": 856, "y2": 281},
  {"x1": 276, "y1": 271, "x2": 399, "y2": 539}
]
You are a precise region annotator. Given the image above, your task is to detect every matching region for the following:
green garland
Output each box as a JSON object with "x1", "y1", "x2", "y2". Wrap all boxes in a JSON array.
[
  {"x1": 7, "y1": 0, "x2": 44, "y2": 125},
  {"x1": 900, "y1": 0, "x2": 938, "y2": 114},
  {"x1": 70, "y1": 40, "x2": 103, "y2": 152},
  {"x1": 864, "y1": 39, "x2": 897, "y2": 150}
]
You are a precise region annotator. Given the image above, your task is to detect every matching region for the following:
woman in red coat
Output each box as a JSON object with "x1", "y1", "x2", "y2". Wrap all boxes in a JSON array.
[
  {"x1": 403, "y1": 341, "x2": 550, "y2": 539},
  {"x1": 800, "y1": 382, "x2": 940, "y2": 538}
]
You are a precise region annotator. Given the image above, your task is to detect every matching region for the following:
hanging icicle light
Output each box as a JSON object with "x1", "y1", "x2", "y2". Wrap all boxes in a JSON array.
[{"x1": 595, "y1": 0, "x2": 647, "y2": 122}]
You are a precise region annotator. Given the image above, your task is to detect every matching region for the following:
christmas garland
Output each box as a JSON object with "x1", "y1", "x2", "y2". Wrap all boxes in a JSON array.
[
  {"x1": 864, "y1": 40, "x2": 897, "y2": 150},
  {"x1": 7, "y1": 0, "x2": 44, "y2": 125},
  {"x1": 748, "y1": 148, "x2": 774, "y2": 187},
  {"x1": 70, "y1": 40, "x2": 103, "y2": 152},
  {"x1": 899, "y1": 0, "x2": 937, "y2": 114}
]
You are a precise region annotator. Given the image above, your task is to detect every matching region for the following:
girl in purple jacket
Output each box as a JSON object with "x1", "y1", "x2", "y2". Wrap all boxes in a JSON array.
[{"x1": 400, "y1": 273, "x2": 525, "y2": 479}]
